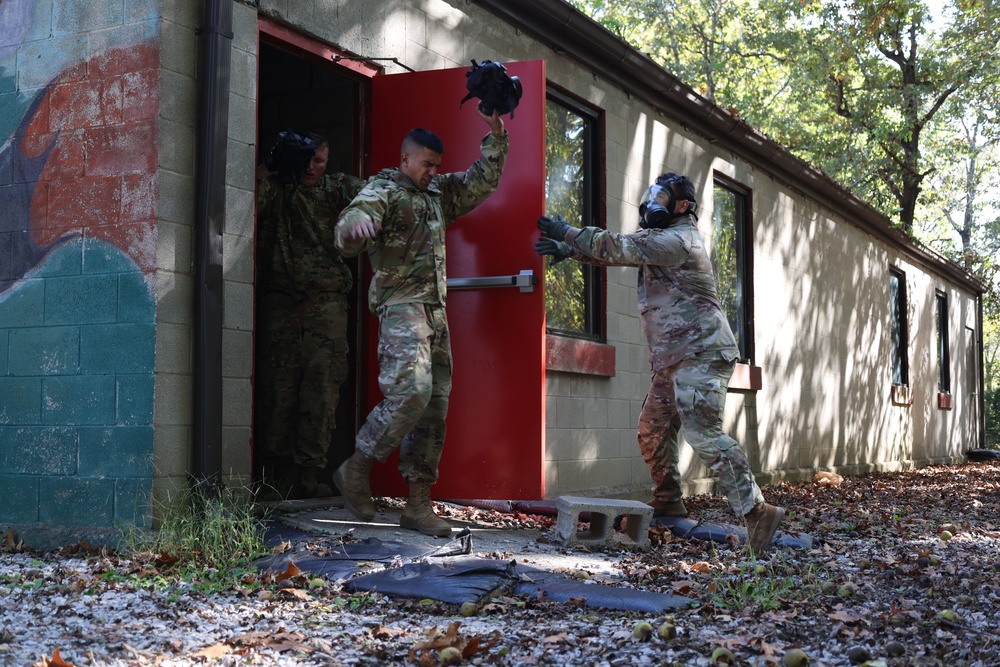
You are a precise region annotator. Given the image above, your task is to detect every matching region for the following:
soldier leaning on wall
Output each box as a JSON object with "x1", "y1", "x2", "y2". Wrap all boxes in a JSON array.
[
  {"x1": 254, "y1": 131, "x2": 366, "y2": 500},
  {"x1": 535, "y1": 173, "x2": 786, "y2": 556}
]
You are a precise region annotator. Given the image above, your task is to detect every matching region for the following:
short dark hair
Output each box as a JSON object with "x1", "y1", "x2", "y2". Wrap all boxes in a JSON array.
[
  {"x1": 306, "y1": 131, "x2": 329, "y2": 151},
  {"x1": 655, "y1": 172, "x2": 697, "y2": 204},
  {"x1": 402, "y1": 128, "x2": 445, "y2": 155}
]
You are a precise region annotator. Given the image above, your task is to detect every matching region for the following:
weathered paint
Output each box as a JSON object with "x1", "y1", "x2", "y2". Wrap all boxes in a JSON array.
[{"x1": 0, "y1": 0, "x2": 159, "y2": 546}]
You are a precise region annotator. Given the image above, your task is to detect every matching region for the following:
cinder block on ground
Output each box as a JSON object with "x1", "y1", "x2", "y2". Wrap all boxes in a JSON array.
[{"x1": 555, "y1": 495, "x2": 653, "y2": 549}]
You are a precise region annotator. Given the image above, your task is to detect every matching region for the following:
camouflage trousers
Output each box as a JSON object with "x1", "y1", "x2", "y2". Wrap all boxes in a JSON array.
[
  {"x1": 637, "y1": 350, "x2": 763, "y2": 517},
  {"x1": 355, "y1": 303, "x2": 451, "y2": 484},
  {"x1": 255, "y1": 289, "x2": 350, "y2": 471}
]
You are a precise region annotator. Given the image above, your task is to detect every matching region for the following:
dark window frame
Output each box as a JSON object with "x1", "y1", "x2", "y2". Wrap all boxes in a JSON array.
[
  {"x1": 543, "y1": 86, "x2": 605, "y2": 342},
  {"x1": 936, "y1": 290, "x2": 951, "y2": 394},
  {"x1": 711, "y1": 174, "x2": 755, "y2": 363},
  {"x1": 889, "y1": 268, "x2": 909, "y2": 387}
]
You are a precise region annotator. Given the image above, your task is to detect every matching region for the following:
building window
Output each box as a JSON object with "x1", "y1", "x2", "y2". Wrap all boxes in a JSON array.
[
  {"x1": 889, "y1": 269, "x2": 909, "y2": 386},
  {"x1": 936, "y1": 291, "x2": 951, "y2": 393},
  {"x1": 543, "y1": 89, "x2": 602, "y2": 340},
  {"x1": 711, "y1": 177, "x2": 753, "y2": 361}
]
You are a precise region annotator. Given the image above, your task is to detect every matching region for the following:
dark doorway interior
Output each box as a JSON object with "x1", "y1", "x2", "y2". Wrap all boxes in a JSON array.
[{"x1": 254, "y1": 39, "x2": 364, "y2": 490}]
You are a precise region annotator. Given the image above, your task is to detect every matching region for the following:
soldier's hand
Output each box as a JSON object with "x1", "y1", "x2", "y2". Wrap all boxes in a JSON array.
[
  {"x1": 478, "y1": 108, "x2": 504, "y2": 136},
  {"x1": 343, "y1": 218, "x2": 381, "y2": 240},
  {"x1": 537, "y1": 214, "x2": 570, "y2": 241},
  {"x1": 535, "y1": 237, "x2": 573, "y2": 264}
]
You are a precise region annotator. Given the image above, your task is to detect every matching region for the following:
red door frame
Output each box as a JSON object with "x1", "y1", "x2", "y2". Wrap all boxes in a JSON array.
[{"x1": 255, "y1": 19, "x2": 548, "y2": 500}]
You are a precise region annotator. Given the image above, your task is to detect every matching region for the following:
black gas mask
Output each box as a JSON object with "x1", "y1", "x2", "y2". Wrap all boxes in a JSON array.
[
  {"x1": 638, "y1": 175, "x2": 697, "y2": 229},
  {"x1": 459, "y1": 59, "x2": 523, "y2": 118},
  {"x1": 638, "y1": 183, "x2": 678, "y2": 229},
  {"x1": 265, "y1": 130, "x2": 322, "y2": 185}
]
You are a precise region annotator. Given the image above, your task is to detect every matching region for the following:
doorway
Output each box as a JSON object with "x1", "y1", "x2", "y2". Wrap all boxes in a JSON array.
[{"x1": 253, "y1": 36, "x2": 367, "y2": 489}]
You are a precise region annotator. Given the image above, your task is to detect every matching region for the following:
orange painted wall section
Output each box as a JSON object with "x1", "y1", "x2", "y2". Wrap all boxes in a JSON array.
[{"x1": 24, "y1": 44, "x2": 160, "y2": 274}]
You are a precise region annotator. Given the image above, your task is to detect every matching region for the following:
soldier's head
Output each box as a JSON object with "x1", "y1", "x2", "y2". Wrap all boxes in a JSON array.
[
  {"x1": 300, "y1": 135, "x2": 329, "y2": 187},
  {"x1": 400, "y1": 129, "x2": 445, "y2": 191},
  {"x1": 639, "y1": 172, "x2": 698, "y2": 229}
]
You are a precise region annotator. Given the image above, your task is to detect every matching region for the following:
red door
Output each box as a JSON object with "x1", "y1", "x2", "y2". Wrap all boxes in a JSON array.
[{"x1": 365, "y1": 61, "x2": 547, "y2": 500}]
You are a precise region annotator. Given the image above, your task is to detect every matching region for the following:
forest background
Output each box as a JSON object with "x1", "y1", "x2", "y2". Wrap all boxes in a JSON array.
[{"x1": 567, "y1": 0, "x2": 1000, "y2": 445}]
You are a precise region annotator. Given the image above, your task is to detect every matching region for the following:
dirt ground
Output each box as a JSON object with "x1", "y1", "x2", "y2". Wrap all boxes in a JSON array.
[{"x1": 2, "y1": 459, "x2": 1000, "y2": 666}]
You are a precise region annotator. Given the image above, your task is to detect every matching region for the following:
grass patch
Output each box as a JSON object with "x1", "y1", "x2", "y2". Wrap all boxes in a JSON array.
[
  {"x1": 706, "y1": 557, "x2": 817, "y2": 612},
  {"x1": 121, "y1": 485, "x2": 273, "y2": 585}
]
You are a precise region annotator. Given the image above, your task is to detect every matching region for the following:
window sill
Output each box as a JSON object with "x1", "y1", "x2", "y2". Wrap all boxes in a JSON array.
[
  {"x1": 891, "y1": 384, "x2": 913, "y2": 406},
  {"x1": 938, "y1": 392, "x2": 953, "y2": 410},
  {"x1": 545, "y1": 335, "x2": 615, "y2": 377},
  {"x1": 729, "y1": 363, "x2": 762, "y2": 392}
]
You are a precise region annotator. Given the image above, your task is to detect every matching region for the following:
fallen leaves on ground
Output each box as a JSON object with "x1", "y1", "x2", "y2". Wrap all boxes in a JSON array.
[{"x1": 8, "y1": 460, "x2": 1000, "y2": 666}]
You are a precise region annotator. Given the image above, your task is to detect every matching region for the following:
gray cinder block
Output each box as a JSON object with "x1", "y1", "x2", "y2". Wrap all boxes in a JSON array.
[{"x1": 555, "y1": 495, "x2": 653, "y2": 549}]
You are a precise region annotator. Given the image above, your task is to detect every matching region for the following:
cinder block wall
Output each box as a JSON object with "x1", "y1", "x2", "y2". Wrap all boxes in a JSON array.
[
  {"x1": 0, "y1": 0, "x2": 161, "y2": 548},
  {"x1": 152, "y1": 1, "x2": 260, "y2": 508},
  {"x1": 241, "y1": 0, "x2": 980, "y2": 504}
]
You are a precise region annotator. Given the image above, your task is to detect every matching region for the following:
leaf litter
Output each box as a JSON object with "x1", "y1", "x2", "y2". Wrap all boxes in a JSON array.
[{"x1": 1, "y1": 460, "x2": 999, "y2": 666}]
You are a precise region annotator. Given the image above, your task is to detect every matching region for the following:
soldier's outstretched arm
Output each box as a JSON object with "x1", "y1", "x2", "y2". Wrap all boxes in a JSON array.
[{"x1": 478, "y1": 108, "x2": 505, "y2": 137}]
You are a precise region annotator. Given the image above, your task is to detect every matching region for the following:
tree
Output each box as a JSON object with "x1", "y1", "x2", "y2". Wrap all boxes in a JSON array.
[{"x1": 568, "y1": 0, "x2": 1000, "y2": 233}]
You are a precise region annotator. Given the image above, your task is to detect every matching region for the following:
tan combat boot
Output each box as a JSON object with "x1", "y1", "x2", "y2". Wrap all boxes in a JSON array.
[
  {"x1": 648, "y1": 476, "x2": 687, "y2": 517},
  {"x1": 400, "y1": 482, "x2": 452, "y2": 537},
  {"x1": 744, "y1": 502, "x2": 785, "y2": 556},
  {"x1": 648, "y1": 498, "x2": 687, "y2": 517},
  {"x1": 333, "y1": 450, "x2": 376, "y2": 521}
]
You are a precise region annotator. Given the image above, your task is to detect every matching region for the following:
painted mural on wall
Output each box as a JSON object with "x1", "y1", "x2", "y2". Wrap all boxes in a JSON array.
[{"x1": 0, "y1": 0, "x2": 159, "y2": 542}]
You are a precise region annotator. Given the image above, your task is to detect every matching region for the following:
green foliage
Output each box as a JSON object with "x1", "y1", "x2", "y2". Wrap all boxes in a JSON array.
[
  {"x1": 544, "y1": 99, "x2": 588, "y2": 333},
  {"x1": 711, "y1": 184, "x2": 740, "y2": 348},
  {"x1": 986, "y1": 387, "x2": 1000, "y2": 448},
  {"x1": 706, "y1": 557, "x2": 806, "y2": 612},
  {"x1": 121, "y1": 485, "x2": 272, "y2": 578},
  {"x1": 567, "y1": 0, "x2": 1000, "y2": 231}
]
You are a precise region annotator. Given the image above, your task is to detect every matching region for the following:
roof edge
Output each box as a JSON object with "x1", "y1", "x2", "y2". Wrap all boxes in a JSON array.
[{"x1": 472, "y1": 0, "x2": 985, "y2": 295}]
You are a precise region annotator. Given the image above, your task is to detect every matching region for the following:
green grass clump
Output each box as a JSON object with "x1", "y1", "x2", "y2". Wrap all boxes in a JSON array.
[{"x1": 122, "y1": 485, "x2": 272, "y2": 583}]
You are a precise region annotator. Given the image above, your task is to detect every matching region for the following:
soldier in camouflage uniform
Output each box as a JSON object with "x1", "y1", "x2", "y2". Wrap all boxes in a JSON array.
[
  {"x1": 536, "y1": 173, "x2": 785, "y2": 555},
  {"x1": 332, "y1": 109, "x2": 508, "y2": 537},
  {"x1": 255, "y1": 133, "x2": 365, "y2": 499}
]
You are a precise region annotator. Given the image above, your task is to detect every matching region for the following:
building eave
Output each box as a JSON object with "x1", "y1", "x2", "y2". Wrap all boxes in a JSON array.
[{"x1": 473, "y1": 0, "x2": 986, "y2": 295}]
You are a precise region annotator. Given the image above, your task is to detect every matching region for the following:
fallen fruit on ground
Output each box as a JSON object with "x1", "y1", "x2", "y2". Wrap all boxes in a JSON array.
[
  {"x1": 657, "y1": 622, "x2": 676, "y2": 640},
  {"x1": 632, "y1": 621, "x2": 653, "y2": 641},
  {"x1": 782, "y1": 647, "x2": 809, "y2": 666},
  {"x1": 885, "y1": 640, "x2": 906, "y2": 657},
  {"x1": 711, "y1": 646, "x2": 736, "y2": 665},
  {"x1": 439, "y1": 645, "x2": 463, "y2": 665},
  {"x1": 847, "y1": 645, "x2": 871, "y2": 664}
]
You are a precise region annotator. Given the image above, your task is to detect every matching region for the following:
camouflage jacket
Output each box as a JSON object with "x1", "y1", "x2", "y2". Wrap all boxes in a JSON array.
[
  {"x1": 335, "y1": 131, "x2": 508, "y2": 312},
  {"x1": 256, "y1": 172, "x2": 365, "y2": 294},
  {"x1": 564, "y1": 215, "x2": 738, "y2": 370}
]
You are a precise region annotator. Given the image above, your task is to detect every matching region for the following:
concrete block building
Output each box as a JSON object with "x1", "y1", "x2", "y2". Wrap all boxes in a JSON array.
[{"x1": 0, "y1": 0, "x2": 985, "y2": 548}]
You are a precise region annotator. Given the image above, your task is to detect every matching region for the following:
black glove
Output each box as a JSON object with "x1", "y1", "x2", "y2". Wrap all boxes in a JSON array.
[
  {"x1": 535, "y1": 237, "x2": 573, "y2": 264},
  {"x1": 537, "y1": 215, "x2": 571, "y2": 241}
]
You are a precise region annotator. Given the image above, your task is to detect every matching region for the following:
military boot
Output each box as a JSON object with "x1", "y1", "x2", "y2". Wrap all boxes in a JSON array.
[
  {"x1": 333, "y1": 450, "x2": 377, "y2": 521},
  {"x1": 400, "y1": 482, "x2": 452, "y2": 537},
  {"x1": 648, "y1": 498, "x2": 687, "y2": 517},
  {"x1": 297, "y1": 467, "x2": 333, "y2": 499},
  {"x1": 648, "y1": 476, "x2": 687, "y2": 517},
  {"x1": 744, "y1": 502, "x2": 785, "y2": 556}
]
